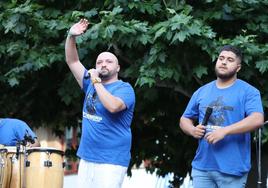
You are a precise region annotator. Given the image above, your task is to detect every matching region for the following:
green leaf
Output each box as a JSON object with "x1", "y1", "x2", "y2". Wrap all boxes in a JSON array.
[
  {"x1": 158, "y1": 67, "x2": 173, "y2": 79},
  {"x1": 154, "y1": 27, "x2": 166, "y2": 41},
  {"x1": 136, "y1": 77, "x2": 155, "y2": 87},
  {"x1": 166, "y1": 8, "x2": 176, "y2": 15},
  {"x1": 104, "y1": 24, "x2": 117, "y2": 38},
  {"x1": 171, "y1": 31, "x2": 188, "y2": 43},
  {"x1": 139, "y1": 34, "x2": 151, "y2": 45},
  {"x1": 8, "y1": 77, "x2": 19, "y2": 87},
  {"x1": 84, "y1": 9, "x2": 98, "y2": 18},
  {"x1": 255, "y1": 60, "x2": 268, "y2": 73},
  {"x1": 71, "y1": 11, "x2": 84, "y2": 19},
  {"x1": 112, "y1": 6, "x2": 123, "y2": 15},
  {"x1": 193, "y1": 65, "x2": 208, "y2": 78}
]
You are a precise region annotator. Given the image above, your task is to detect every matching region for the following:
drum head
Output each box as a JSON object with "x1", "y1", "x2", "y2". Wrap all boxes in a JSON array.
[{"x1": 4, "y1": 146, "x2": 24, "y2": 153}]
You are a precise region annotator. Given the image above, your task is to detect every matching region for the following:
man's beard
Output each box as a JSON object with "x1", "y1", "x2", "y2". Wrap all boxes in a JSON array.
[
  {"x1": 215, "y1": 67, "x2": 237, "y2": 80},
  {"x1": 99, "y1": 70, "x2": 112, "y2": 80},
  {"x1": 99, "y1": 73, "x2": 109, "y2": 80}
]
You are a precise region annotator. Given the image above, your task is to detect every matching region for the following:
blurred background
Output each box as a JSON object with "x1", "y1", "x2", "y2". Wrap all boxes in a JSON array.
[{"x1": 1, "y1": 0, "x2": 268, "y2": 187}]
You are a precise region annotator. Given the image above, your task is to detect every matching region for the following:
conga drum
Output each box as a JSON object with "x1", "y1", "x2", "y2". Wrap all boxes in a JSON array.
[
  {"x1": 0, "y1": 148, "x2": 7, "y2": 188},
  {"x1": 25, "y1": 147, "x2": 65, "y2": 188},
  {"x1": 3, "y1": 146, "x2": 25, "y2": 188}
]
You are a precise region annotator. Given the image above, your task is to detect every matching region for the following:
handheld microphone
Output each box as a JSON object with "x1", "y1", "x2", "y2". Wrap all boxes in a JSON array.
[
  {"x1": 85, "y1": 68, "x2": 102, "y2": 79},
  {"x1": 202, "y1": 107, "x2": 213, "y2": 126}
]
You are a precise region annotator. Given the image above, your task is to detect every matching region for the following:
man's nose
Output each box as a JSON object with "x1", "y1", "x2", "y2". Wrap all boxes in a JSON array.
[
  {"x1": 222, "y1": 59, "x2": 227, "y2": 65},
  {"x1": 101, "y1": 63, "x2": 107, "y2": 67}
]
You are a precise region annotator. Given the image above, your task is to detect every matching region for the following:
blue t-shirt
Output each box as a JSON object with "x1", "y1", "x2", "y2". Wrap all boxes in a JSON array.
[
  {"x1": 77, "y1": 70, "x2": 135, "y2": 167},
  {"x1": 0, "y1": 118, "x2": 37, "y2": 146},
  {"x1": 182, "y1": 79, "x2": 263, "y2": 176}
]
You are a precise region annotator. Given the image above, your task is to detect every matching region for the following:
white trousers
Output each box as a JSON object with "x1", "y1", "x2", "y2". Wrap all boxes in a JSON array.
[{"x1": 77, "y1": 159, "x2": 127, "y2": 188}]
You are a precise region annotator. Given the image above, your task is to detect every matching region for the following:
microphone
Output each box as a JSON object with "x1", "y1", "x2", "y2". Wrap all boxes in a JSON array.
[
  {"x1": 85, "y1": 68, "x2": 102, "y2": 79},
  {"x1": 202, "y1": 107, "x2": 213, "y2": 126}
]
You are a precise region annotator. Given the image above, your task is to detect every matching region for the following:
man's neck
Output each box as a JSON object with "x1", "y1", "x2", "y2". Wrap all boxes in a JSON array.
[
  {"x1": 102, "y1": 77, "x2": 118, "y2": 85},
  {"x1": 216, "y1": 76, "x2": 237, "y2": 89}
]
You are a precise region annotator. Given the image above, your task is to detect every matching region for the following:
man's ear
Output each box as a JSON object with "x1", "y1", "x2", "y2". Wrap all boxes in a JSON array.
[
  {"x1": 117, "y1": 65, "x2": 120, "y2": 72},
  {"x1": 236, "y1": 63, "x2": 241, "y2": 73}
]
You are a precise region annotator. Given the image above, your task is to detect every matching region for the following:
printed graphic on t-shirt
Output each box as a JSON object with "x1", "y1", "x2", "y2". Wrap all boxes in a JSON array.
[
  {"x1": 206, "y1": 96, "x2": 233, "y2": 132},
  {"x1": 83, "y1": 112, "x2": 102, "y2": 122}
]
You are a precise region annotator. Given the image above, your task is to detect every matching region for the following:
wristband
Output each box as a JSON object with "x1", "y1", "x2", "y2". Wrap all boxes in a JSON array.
[{"x1": 91, "y1": 77, "x2": 102, "y2": 84}]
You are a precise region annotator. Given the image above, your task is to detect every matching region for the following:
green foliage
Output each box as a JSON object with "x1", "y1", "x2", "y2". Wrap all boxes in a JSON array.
[{"x1": 1, "y1": 0, "x2": 268, "y2": 187}]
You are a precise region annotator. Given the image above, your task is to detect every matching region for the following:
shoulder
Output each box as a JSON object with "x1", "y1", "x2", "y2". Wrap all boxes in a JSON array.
[
  {"x1": 5, "y1": 118, "x2": 28, "y2": 127},
  {"x1": 113, "y1": 80, "x2": 134, "y2": 91},
  {"x1": 0, "y1": 119, "x2": 26, "y2": 132},
  {"x1": 109, "y1": 81, "x2": 135, "y2": 102},
  {"x1": 194, "y1": 80, "x2": 215, "y2": 95},
  {"x1": 236, "y1": 79, "x2": 260, "y2": 93},
  {"x1": 117, "y1": 80, "x2": 132, "y2": 87},
  {"x1": 3, "y1": 118, "x2": 24, "y2": 123}
]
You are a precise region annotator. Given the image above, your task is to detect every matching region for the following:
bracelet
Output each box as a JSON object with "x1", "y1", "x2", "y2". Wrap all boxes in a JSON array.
[{"x1": 91, "y1": 77, "x2": 102, "y2": 84}]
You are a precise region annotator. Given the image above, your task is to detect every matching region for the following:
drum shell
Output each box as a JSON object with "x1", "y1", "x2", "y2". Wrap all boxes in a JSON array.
[
  {"x1": 1, "y1": 147, "x2": 25, "y2": 188},
  {"x1": 25, "y1": 147, "x2": 64, "y2": 188},
  {"x1": 0, "y1": 148, "x2": 7, "y2": 188}
]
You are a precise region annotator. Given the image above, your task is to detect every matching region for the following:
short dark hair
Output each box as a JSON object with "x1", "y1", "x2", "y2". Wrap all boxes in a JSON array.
[{"x1": 219, "y1": 45, "x2": 243, "y2": 63}]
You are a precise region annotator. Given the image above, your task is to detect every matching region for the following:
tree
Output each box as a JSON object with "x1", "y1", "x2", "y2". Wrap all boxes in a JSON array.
[{"x1": 0, "y1": 0, "x2": 267, "y2": 187}]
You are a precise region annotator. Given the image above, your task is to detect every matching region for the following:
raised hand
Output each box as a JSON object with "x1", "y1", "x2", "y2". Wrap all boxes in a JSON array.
[{"x1": 68, "y1": 18, "x2": 89, "y2": 37}]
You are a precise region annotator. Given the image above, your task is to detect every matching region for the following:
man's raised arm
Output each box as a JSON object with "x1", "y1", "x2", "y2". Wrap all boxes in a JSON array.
[{"x1": 65, "y1": 19, "x2": 89, "y2": 88}]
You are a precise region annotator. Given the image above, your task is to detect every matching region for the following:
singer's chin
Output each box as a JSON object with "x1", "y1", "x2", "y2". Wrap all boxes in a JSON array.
[{"x1": 99, "y1": 72, "x2": 109, "y2": 79}]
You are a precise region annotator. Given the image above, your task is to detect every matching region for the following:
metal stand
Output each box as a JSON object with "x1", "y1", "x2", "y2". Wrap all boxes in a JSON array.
[{"x1": 256, "y1": 128, "x2": 262, "y2": 188}]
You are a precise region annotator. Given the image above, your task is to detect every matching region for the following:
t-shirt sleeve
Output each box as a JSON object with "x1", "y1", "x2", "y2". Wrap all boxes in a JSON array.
[
  {"x1": 82, "y1": 69, "x2": 90, "y2": 93},
  {"x1": 245, "y1": 88, "x2": 263, "y2": 116},
  {"x1": 182, "y1": 90, "x2": 199, "y2": 120},
  {"x1": 113, "y1": 83, "x2": 135, "y2": 109},
  {"x1": 15, "y1": 120, "x2": 37, "y2": 141}
]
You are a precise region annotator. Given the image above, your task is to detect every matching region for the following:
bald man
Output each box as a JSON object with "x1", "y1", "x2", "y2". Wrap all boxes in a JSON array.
[{"x1": 65, "y1": 19, "x2": 135, "y2": 188}]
